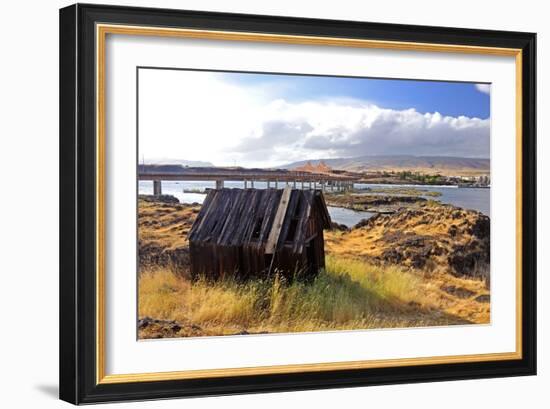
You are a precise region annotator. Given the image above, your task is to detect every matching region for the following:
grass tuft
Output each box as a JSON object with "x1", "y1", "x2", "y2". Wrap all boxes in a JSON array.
[{"x1": 138, "y1": 255, "x2": 475, "y2": 337}]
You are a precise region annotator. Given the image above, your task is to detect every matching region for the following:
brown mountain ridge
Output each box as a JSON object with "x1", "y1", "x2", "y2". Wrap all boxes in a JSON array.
[{"x1": 283, "y1": 155, "x2": 489, "y2": 176}]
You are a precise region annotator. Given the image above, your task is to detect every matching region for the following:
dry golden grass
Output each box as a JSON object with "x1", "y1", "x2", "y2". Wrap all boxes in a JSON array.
[
  {"x1": 137, "y1": 198, "x2": 490, "y2": 339},
  {"x1": 138, "y1": 199, "x2": 199, "y2": 250},
  {"x1": 138, "y1": 255, "x2": 488, "y2": 338}
]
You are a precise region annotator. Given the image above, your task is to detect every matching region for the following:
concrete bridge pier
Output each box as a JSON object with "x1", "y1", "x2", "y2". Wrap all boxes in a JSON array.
[
  {"x1": 216, "y1": 180, "x2": 224, "y2": 189},
  {"x1": 153, "y1": 180, "x2": 162, "y2": 196},
  {"x1": 267, "y1": 180, "x2": 271, "y2": 189}
]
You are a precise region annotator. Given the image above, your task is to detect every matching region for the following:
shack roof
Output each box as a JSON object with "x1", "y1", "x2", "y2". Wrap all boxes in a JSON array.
[{"x1": 188, "y1": 188, "x2": 331, "y2": 252}]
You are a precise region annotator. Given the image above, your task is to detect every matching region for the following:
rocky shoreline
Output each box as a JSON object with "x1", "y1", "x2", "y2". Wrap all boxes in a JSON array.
[
  {"x1": 138, "y1": 193, "x2": 490, "y2": 280},
  {"x1": 325, "y1": 191, "x2": 430, "y2": 214},
  {"x1": 333, "y1": 204, "x2": 490, "y2": 280}
]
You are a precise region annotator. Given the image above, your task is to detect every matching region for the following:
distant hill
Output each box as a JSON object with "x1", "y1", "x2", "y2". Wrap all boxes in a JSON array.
[
  {"x1": 282, "y1": 155, "x2": 490, "y2": 176},
  {"x1": 144, "y1": 159, "x2": 214, "y2": 167}
]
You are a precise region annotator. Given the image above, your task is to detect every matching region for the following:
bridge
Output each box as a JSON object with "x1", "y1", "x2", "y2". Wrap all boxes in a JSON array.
[{"x1": 138, "y1": 165, "x2": 359, "y2": 195}]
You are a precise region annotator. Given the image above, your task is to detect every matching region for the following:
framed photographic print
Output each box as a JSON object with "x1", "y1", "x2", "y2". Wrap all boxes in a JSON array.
[{"x1": 59, "y1": 3, "x2": 536, "y2": 404}]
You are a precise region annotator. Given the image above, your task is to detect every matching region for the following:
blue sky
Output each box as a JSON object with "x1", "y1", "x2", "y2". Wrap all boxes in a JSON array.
[
  {"x1": 219, "y1": 71, "x2": 490, "y2": 119},
  {"x1": 139, "y1": 68, "x2": 491, "y2": 167}
]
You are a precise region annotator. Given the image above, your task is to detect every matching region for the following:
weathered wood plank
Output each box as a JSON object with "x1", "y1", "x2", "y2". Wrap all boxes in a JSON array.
[
  {"x1": 275, "y1": 190, "x2": 300, "y2": 251},
  {"x1": 265, "y1": 187, "x2": 292, "y2": 255}
]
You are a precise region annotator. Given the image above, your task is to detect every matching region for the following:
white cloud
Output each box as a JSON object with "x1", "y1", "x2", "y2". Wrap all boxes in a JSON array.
[
  {"x1": 139, "y1": 69, "x2": 268, "y2": 166},
  {"x1": 475, "y1": 83, "x2": 491, "y2": 94},
  {"x1": 140, "y1": 70, "x2": 490, "y2": 168},
  {"x1": 232, "y1": 100, "x2": 490, "y2": 166}
]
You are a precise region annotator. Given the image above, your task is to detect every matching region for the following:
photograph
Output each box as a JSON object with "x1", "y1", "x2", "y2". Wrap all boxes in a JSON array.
[{"x1": 137, "y1": 68, "x2": 492, "y2": 339}]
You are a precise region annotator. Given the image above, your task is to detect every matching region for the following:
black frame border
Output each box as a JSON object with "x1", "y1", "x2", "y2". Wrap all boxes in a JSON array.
[{"x1": 60, "y1": 3, "x2": 536, "y2": 404}]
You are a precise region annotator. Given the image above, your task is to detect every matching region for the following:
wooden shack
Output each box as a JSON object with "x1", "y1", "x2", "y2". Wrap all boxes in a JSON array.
[{"x1": 188, "y1": 187, "x2": 331, "y2": 280}]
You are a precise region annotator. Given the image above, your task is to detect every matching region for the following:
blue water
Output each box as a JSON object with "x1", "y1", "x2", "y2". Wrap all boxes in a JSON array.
[
  {"x1": 327, "y1": 206, "x2": 375, "y2": 227},
  {"x1": 355, "y1": 183, "x2": 490, "y2": 216},
  {"x1": 139, "y1": 181, "x2": 489, "y2": 227}
]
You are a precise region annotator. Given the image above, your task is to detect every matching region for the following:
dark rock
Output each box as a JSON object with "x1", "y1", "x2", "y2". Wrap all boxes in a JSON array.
[
  {"x1": 137, "y1": 317, "x2": 207, "y2": 339},
  {"x1": 441, "y1": 285, "x2": 476, "y2": 299},
  {"x1": 353, "y1": 219, "x2": 368, "y2": 229},
  {"x1": 451, "y1": 210, "x2": 464, "y2": 220},
  {"x1": 410, "y1": 254, "x2": 426, "y2": 269},
  {"x1": 431, "y1": 244, "x2": 444, "y2": 256},
  {"x1": 448, "y1": 253, "x2": 473, "y2": 276},
  {"x1": 354, "y1": 214, "x2": 382, "y2": 229},
  {"x1": 474, "y1": 294, "x2": 490, "y2": 303},
  {"x1": 401, "y1": 235, "x2": 426, "y2": 248},
  {"x1": 232, "y1": 329, "x2": 269, "y2": 336},
  {"x1": 139, "y1": 243, "x2": 190, "y2": 272},
  {"x1": 138, "y1": 317, "x2": 152, "y2": 329},
  {"x1": 448, "y1": 224, "x2": 458, "y2": 237},
  {"x1": 448, "y1": 239, "x2": 489, "y2": 278},
  {"x1": 382, "y1": 248, "x2": 403, "y2": 264},
  {"x1": 139, "y1": 194, "x2": 180, "y2": 204},
  {"x1": 469, "y1": 215, "x2": 490, "y2": 239},
  {"x1": 330, "y1": 221, "x2": 349, "y2": 231}
]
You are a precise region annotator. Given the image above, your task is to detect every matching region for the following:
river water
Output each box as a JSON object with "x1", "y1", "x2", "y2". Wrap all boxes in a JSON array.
[
  {"x1": 354, "y1": 183, "x2": 490, "y2": 217},
  {"x1": 139, "y1": 181, "x2": 489, "y2": 228}
]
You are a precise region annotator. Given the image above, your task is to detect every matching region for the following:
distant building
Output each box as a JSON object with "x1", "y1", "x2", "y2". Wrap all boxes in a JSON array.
[
  {"x1": 188, "y1": 188, "x2": 332, "y2": 280},
  {"x1": 478, "y1": 175, "x2": 490, "y2": 185},
  {"x1": 294, "y1": 160, "x2": 332, "y2": 174}
]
